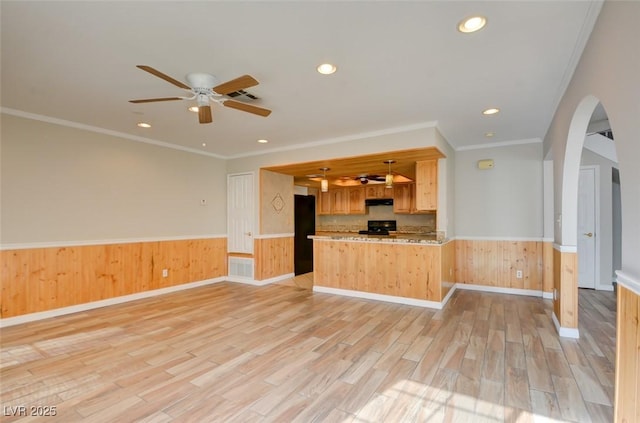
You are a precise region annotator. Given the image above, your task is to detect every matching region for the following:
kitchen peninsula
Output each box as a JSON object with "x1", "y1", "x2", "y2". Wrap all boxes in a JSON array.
[{"x1": 310, "y1": 232, "x2": 456, "y2": 309}]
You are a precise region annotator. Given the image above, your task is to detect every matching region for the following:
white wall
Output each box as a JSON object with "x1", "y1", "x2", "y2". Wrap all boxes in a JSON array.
[
  {"x1": 454, "y1": 142, "x2": 543, "y2": 239},
  {"x1": 543, "y1": 0, "x2": 640, "y2": 280},
  {"x1": 435, "y1": 128, "x2": 455, "y2": 236},
  {"x1": 0, "y1": 114, "x2": 227, "y2": 245},
  {"x1": 543, "y1": 159, "x2": 555, "y2": 240}
]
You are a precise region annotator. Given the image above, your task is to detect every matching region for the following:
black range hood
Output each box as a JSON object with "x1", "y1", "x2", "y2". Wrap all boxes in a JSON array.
[{"x1": 365, "y1": 198, "x2": 393, "y2": 206}]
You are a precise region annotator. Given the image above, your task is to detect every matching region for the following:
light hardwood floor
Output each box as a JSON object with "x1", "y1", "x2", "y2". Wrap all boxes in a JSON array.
[{"x1": 1, "y1": 283, "x2": 615, "y2": 422}]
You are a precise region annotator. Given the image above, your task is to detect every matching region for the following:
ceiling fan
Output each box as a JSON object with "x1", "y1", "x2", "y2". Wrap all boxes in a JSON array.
[
  {"x1": 129, "y1": 65, "x2": 271, "y2": 124},
  {"x1": 352, "y1": 174, "x2": 386, "y2": 184}
]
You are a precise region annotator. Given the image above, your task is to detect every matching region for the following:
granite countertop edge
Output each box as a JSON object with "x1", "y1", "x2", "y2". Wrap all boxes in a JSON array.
[{"x1": 308, "y1": 232, "x2": 448, "y2": 245}]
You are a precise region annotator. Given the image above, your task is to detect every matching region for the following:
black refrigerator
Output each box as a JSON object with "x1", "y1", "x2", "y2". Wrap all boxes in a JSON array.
[{"x1": 294, "y1": 194, "x2": 316, "y2": 275}]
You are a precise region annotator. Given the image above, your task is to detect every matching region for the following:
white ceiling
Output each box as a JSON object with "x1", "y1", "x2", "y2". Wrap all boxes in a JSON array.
[{"x1": 1, "y1": 1, "x2": 602, "y2": 159}]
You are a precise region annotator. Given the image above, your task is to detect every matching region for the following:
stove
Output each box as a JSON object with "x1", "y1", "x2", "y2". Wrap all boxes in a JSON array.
[{"x1": 358, "y1": 220, "x2": 397, "y2": 235}]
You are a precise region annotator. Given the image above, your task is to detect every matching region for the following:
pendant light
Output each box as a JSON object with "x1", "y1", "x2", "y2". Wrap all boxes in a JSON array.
[
  {"x1": 320, "y1": 167, "x2": 330, "y2": 192},
  {"x1": 384, "y1": 160, "x2": 395, "y2": 188}
]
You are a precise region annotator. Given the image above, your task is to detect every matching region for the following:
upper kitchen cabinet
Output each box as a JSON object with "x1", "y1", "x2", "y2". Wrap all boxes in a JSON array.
[
  {"x1": 318, "y1": 186, "x2": 365, "y2": 215},
  {"x1": 393, "y1": 183, "x2": 433, "y2": 214},
  {"x1": 415, "y1": 160, "x2": 437, "y2": 211},
  {"x1": 265, "y1": 147, "x2": 445, "y2": 215},
  {"x1": 331, "y1": 188, "x2": 349, "y2": 214},
  {"x1": 318, "y1": 190, "x2": 332, "y2": 215},
  {"x1": 365, "y1": 185, "x2": 391, "y2": 199},
  {"x1": 393, "y1": 183, "x2": 412, "y2": 214},
  {"x1": 349, "y1": 186, "x2": 366, "y2": 214}
]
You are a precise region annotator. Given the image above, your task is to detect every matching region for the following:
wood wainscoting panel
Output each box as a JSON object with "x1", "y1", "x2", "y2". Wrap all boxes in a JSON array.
[
  {"x1": 553, "y1": 248, "x2": 562, "y2": 321},
  {"x1": 553, "y1": 248, "x2": 578, "y2": 329},
  {"x1": 254, "y1": 237, "x2": 293, "y2": 281},
  {"x1": 543, "y1": 242, "x2": 554, "y2": 294},
  {"x1": 440, "y1": 240, "x2": 456, "y2": 301},
  {"x1": 455, "y1": 240, "x2": 543, "y2": 290},
  {"x1": 614, "y1": 285, "x2": 640, "y2": 422},
  {"x1": 313, "y1": 240, "x2": 441, "y2": 302},
  {"x1": 0, "y1": 238, "x2": 227, "y2": 318}
]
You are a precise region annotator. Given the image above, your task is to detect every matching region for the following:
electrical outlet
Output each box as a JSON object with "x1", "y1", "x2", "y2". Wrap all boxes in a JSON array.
[
  {"x1": 162, "y1": 269, "x2": 168, "y2": 278},
  {"x1": 516, "y1": 270, "x2": 523, "y2": 279}
]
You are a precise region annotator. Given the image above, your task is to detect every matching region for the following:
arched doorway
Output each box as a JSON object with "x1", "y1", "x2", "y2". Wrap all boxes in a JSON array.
[{"x1": 554, "y1": 95, "x2": 620, "y2": 337}]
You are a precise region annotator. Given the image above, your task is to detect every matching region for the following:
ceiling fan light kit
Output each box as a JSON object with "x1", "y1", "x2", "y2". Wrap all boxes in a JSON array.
[
  {"x1": 129, "y1": 66, "x2": 272, "y2": 124},
  {"x1": 186, "y1": 72, "x2": 219, "y2": 89}
]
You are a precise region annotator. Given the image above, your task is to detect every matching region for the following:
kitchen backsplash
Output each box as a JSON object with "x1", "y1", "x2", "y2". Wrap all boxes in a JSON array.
[{"x1": 317, "y1": 205, "x2": 436, "y2": 233}]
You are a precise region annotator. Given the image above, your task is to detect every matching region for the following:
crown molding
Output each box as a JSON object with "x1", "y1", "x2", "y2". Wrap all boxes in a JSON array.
[
  {"x1": 1, "y1": 108, "x2": 226, "y2": 159},
  {"x1": 455, "y1": 138, "x2": 542, "y2": 152}
]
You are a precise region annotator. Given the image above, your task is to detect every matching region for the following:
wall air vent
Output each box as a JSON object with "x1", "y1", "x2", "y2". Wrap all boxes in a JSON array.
[
  {"x1": 225, "y1": 89, "x2": 259, "y2": 100},
  {"x1": 228, "y1": 257, "x2": 254, "y2": 280},
  {"x1": 597, "y1": 130, "x2": 614, "y2": 140}
]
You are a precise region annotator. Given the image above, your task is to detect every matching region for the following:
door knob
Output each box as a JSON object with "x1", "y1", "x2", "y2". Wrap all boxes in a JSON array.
[
  {"x1": 244, "y1": 231, "x2": 252, "y2": 236},
  {"x1": 584, "y1": 232, "x2": 593, "y2": 237}
]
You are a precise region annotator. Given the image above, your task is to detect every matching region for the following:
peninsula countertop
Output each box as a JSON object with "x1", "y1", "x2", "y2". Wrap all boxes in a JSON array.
[{"x1": 309, "y1": 231, "x2": 447, "y2": 245}]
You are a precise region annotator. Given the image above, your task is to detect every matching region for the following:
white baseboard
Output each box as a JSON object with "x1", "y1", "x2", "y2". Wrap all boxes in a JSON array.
[
  {"x1": 226, "y1": 276, "x2": 258, "y2": 284},
  {"x1": 455, "y1": 283, "x2": 544, "y2": 298},
  {"x1": 596, "y1": 285, "x2": 614, "y2": 292},
  {"x1": 441, "y1": 284, "x2": 457, "y2": 307},
  {"x1": 313, "y1": 283, "x2": 549, "y2": 311},
  {"x1": 313, "y1": 286, "x2": 444, "y2": 310},
  {"x1": 229, "y1": 273, "x2": 295, "y2": 286},
  {"x1": 551, "y1": 312, "x2": 580, "y2": 339},
  {"x1": 0, "y1": 277, "x2": 226, "y2": 328}
]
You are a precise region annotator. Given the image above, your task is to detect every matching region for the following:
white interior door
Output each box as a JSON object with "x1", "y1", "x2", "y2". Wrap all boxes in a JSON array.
[
  {"x1": 577, "y1": 167, "x2": 597, "y2": 289},
  {"x1": 227, "y1": 173, "x2": 254, "y2": 254}
]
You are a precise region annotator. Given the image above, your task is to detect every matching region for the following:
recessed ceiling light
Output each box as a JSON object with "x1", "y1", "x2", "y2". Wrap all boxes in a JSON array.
[
  {"x1": 485, "y1": 131, "x2": 495, "y2": 138},
  {"x1": 317, "y1": 63, "x2": 337, "y2": 75},
  {"x1": 188, "y1": 106, "x2": 199, "y2": 113},
  {"x1": 137, "y1": 122, "x2": 151, "y2": 128},
  {"x1": 257, "y1": 139, "x2": 268, "y2": 144},
  {"x1": 458, "y1": 16, "x2": 487, "y2": 33},
  {"x1": 202, "y1": 142, "x2": 207, "y2": 147},
  {"x1": 482, "y1": 108, "x2": 500, "y2": 115}
]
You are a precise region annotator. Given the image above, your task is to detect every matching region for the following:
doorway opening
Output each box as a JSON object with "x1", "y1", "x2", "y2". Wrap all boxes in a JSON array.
[
  {"x1": 561, "y1": 97, "x2": 620, "y2": 414},
  {"x1": 578, "y1": 102, "x2": 621, "y2": 292}
]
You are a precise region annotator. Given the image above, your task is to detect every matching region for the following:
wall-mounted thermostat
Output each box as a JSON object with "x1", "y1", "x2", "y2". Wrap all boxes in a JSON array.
[{"x1": 477, "y1": 159, "x2": 494, "y2": 170}]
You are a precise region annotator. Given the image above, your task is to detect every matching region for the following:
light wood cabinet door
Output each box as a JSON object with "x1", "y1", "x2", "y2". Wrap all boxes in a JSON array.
[
  {"x1": 365, "y1": 184, "x2": 389, "y2": 199},
  {"x1": 331, "y1": 188, "x2": 349, "y2": 214},
  {"x1": 348, "y1": 186, "x2": 366, "y2": 214},
  {"x1": 318, "y1": 191, "x2": 332, "y2": 215},
  {"x1": 415, "y1": 160, "x2": 438, "y2": 211},
  {"x1": 393, "y1": 183, "x2": 412, "y2": 214}
]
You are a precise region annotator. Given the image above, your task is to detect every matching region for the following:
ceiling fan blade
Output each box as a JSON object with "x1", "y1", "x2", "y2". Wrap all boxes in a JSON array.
[
  {"x1": 213, "y1": 75, "x2": 259, "y2": 95},
  {"x1": 223, "y1": 100, "x2": 271, "y2": 117},
  {"x1": 198, "y1": 105, "x2": 212, "y2": 124},
  {"x1": 129, "y1": 97, "x2": 183, "y2": 103},
  {"x1": 136, "y1": 65, "x2": 191, "y2": 90}
]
